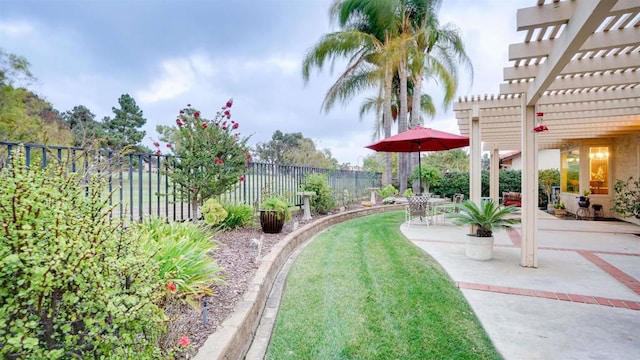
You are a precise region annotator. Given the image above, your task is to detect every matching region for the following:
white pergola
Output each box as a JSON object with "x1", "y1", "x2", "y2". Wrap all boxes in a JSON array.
[{"x1": 453, "y1": 0, "x2": 640, "y2": 267}]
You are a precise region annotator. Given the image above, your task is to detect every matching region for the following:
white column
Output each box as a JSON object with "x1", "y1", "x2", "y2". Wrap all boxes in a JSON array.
[
  {"x1": 490, "y1": 147, "x2": 500, "y2": 202},
  {"x1": 469, "y1": 105, "x2": 481, "y2": 205},
  {"x1": 521, "y1": 97, "x2": 538, "y2": 268}
]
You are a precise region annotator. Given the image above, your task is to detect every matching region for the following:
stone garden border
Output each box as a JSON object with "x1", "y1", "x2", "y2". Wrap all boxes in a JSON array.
[{"x1": 194, "y1": 204, "x2": 404, "y2": 359}]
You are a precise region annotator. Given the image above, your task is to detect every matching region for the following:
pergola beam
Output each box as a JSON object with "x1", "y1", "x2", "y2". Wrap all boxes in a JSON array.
[
  {"x1": 502, "y1": 69, "x2": 638, "y2": 94},
  {"x1": 516, "y1": 0, "x2": 640, "y2": 30},
  {"x1": 504, "y1": 52, "x2": 640, "y2": 80},
  {"x1": 456, "y1": 87, "x2": 640, "y2": 110},
  {"x1": 508, "y1": 26, "x2": 640, "y2": 61},
  {"x1": 523, "y1": 0, "x2": 617, "y2": 106}
]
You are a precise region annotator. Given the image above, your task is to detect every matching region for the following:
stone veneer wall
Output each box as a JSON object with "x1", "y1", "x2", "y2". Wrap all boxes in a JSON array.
[{"x1": 194, "y1": 204, "x2": 405, "y2": 360}]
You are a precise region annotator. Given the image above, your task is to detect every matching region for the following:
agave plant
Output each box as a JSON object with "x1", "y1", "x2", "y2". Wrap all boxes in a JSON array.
[{"x1": 448, "y1": 200, "x2": 521, "y2": 237}]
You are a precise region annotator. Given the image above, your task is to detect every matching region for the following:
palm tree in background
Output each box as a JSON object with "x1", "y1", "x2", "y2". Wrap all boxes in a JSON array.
[
  {"x1": 402, "y1": 0, "x2": 473, "y2": 191},
  {"x1": 302, "y1": 0, "x2": 471, "y2": 191},
  {"x1": 360, "y1": 72, "x2": 436, "y2": 141},
  {"x1": 303, "y1": 0, "x2": 402, "y2": 184}
]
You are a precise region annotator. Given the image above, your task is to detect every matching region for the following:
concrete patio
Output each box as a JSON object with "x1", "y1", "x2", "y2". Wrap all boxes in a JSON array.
[{"x1": 402, "y1": 211, "x2": 640, "y2": 360}]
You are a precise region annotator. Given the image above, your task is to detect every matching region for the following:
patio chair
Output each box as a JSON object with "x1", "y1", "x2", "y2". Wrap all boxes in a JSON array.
[
  {"x1": 434, "y1": 193, "x2": 464, "y2": 225},
  {"x1": 405, "y1": 195, "x2": 431, "y2": 227}
]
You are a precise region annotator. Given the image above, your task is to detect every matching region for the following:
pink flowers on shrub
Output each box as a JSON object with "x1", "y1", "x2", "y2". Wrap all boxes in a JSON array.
[
  {"x1": 156, "y1": 98, "x2": 250, "y2": 223},
  {"x1": 167, "y1": 282, "x2": 176, "y2": 292},
  {"x1": 179, "y1": 335, "x2": 190, "y2": 347}
]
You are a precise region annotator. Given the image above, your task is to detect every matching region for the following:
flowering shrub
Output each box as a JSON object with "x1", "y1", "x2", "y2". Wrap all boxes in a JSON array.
[
  {"x1": 156, "y1": 99, "x2": 251, "y2": 221},
  {"x1": 0, "y1": 148, "x2": 165, "y2": 359}
]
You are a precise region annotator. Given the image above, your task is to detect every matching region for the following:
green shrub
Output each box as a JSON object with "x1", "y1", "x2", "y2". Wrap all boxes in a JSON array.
[
  {"x1": 377, "y1": 184, "x2": 399, "y2": 198},
  {"x1": 201, "y1": 197, "x2": 228, "y2": 226},
  {"x1": 220, "y1": 202, "x2": 256, "y2": 229},
  {"x1": 301, "y1": 173, "x2": 335, "y2": 215},
  {"x1": 409, "y1": 165, "x2": 441, "y2": 194},
  {"x1": 136, "y1": 218, "x2": 224, "y2": 309},
  {"x1": 0, "y1": 148, "x2": 165, "y2": 359}
]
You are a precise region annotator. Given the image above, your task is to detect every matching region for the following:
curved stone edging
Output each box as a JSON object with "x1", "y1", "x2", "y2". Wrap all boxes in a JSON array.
[{"x1": 194, "y1": 204, "x2": 404, "y2": 360}]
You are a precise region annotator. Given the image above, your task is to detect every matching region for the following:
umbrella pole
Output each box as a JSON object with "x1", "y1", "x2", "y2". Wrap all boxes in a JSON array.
[{"x1": 418, "y1": 145, "x2": 422, "y2": 195}]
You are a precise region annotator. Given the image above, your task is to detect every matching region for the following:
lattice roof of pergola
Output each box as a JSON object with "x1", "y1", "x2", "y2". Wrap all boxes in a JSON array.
[{"x1": 453, "y1": 0, "x2": 640, "y2": 151}]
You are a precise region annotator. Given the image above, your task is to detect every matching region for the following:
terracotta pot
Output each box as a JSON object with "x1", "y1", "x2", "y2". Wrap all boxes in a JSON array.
[{"x1": 259, "y1": 210, "x2": 285, "y2": 233}]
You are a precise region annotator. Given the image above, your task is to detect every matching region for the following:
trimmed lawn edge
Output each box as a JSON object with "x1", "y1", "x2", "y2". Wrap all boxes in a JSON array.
[{"x1": 194, "y1": 204, "x2": 405, "y2": 360}]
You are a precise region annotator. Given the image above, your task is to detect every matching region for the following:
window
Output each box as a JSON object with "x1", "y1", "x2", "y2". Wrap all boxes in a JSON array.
[
  {"x1": 561, "y1": 149, "x2": 579, "y2": 193},
  {"x1": 589, "y1": 146, "x2": 609, "y2": 195}
]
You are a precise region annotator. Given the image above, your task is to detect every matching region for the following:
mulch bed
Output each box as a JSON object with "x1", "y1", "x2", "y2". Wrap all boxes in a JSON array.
[{"x1": 181, "y1": 210, "x2": 337, "y2": 356}]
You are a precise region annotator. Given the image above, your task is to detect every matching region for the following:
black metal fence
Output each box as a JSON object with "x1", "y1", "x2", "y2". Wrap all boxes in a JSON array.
[{"x1": 1, "y1": 141, "x2": 381, "y2": 222}]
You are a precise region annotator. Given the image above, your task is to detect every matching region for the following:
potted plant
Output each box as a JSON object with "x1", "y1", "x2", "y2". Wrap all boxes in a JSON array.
[
  {"x1": 259, "y1": 197, "x2": 291, "y2": 233},
  {"x1": 578, "y1": 189, "x2": 590, "y2": 208},
  {"x1": 553, "y1": 202, "x2": 566, "y2": 216},
  {"x1": 449, "y1": 200, "x2": 521, "y2": 261}
]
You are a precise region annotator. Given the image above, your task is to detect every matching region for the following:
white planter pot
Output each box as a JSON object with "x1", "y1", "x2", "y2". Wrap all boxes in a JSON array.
[{"x1": 465, "y1": 235, "x2": 494, "y2": 261}]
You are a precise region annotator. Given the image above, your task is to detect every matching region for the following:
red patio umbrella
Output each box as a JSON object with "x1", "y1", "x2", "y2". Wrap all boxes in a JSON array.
[{"x1": 365, "y1": 126, "x2": 469, "y2": 193}]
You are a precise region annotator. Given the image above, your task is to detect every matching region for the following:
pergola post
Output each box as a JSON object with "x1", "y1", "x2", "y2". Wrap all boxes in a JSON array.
[
  {"x1": 490, "y1": 147, "x2": 500, "y2": 202},
  {"x1": 469, "y1": 105, "x2": 481, "y2": 205},
  {"x1": 521, "y1": 98, "x2": 538, "y2": 268}
]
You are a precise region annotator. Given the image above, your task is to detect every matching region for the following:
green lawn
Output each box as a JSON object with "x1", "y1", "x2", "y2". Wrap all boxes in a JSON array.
[{"x1": 267, "y1": 211, "x2": 502, "y2": 360}]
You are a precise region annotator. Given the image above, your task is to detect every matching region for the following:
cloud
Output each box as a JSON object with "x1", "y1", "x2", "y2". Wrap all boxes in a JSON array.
[
  {"x1": 241, "y1": 55, "x2": 299, "y2": 75},
  {"x1": 0, "y1": 20, "x2": 34, "y2": 37},
  {"x1": 137, "y1": 54, "x2": 217, "y2": 104}
]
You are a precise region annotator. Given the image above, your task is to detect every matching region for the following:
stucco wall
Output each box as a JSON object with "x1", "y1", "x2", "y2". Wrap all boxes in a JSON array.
[
  {"x1": 612, "y1": 134, "x2": 640, "y2": 224},
  {"x1": 507, "y1": 149, "x2": 560, "y2": 171}
]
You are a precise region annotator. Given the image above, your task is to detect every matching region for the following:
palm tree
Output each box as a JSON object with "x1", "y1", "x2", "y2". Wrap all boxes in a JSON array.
[
  {"x1": 403, "y1": 0, "x2": 473, "y2": 191},
  {"x1": 303, "y1": 0, "x2": 471, "y2": 190},
  {"x1": 360, "y1": 73, "x2": 436, "y2": 141},
  {"x1": 303, "y1": 0, "x2": 402, "y2": 184}
]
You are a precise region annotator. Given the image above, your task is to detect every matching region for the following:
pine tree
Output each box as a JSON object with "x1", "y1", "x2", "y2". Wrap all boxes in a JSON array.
[{"x1": 104, "y1": 94, "x2": 146, "y2": 151}]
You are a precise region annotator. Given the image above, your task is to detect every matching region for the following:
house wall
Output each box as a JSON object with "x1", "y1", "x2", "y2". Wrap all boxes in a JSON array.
[
  {"x1": 506, "y1": 149, "x2": 559, "y2": 171},
  {"x1": 539, "y1": 149, "x2": 561, "y2": 170},
  {"x1": 612, "y1": 134, "x2": 640, "y2": 224},
  {"x1": 558, "y1": 135, "x2": 640, "y2": 223}
]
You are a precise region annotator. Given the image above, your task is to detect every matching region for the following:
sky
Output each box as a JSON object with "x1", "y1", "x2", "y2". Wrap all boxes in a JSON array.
[{"x1": 0, "y1": 0, "x2": 531, "y2": 166}]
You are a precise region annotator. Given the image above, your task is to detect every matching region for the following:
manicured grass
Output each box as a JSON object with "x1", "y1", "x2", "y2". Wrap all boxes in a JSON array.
[{"x1": 267, "y1": 211, "x2": 502, "y2": 360}]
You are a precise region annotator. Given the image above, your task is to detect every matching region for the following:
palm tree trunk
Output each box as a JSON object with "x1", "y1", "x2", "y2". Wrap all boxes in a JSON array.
[
  {"x1": 411, "y1": 72, "x2": 423, "y2": 193},
  {"x1": 383, "y1": 65, "x2": 393, "y2": 185},
  {"x1": 398, "y1": 58, "x2": 409, "y2": 194},
  {"x1": 411, "y1": 73, "x2": 423, "y2": 127}
]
